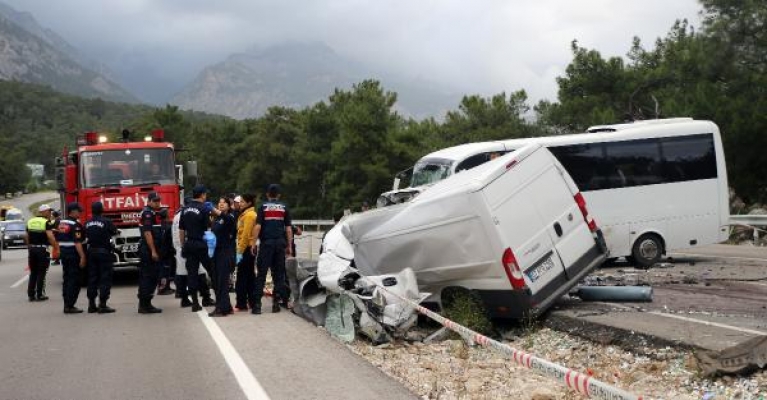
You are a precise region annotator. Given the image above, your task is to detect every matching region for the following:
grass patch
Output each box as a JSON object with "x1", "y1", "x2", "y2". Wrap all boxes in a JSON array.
[{"x1": 441, "y1": 288, "x2": 494, "y2": 336}]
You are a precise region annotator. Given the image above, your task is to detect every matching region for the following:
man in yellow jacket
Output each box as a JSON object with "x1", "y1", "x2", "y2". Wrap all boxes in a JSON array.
[{"x1": 235, "y1": 193, "x2": 257, "y2": 311}]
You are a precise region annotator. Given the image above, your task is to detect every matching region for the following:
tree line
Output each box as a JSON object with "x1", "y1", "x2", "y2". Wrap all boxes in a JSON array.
[{"x1": 0, "y1": 0, "x2": 763, "y2": 216}]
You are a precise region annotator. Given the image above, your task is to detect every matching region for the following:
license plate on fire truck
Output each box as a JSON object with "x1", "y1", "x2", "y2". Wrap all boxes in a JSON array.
[{"x1": 122, "y1": 243, "x2": 139, "y2": 253}]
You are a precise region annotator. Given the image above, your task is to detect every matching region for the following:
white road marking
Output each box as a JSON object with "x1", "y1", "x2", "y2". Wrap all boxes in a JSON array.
[
  {"x1": 594, "y1": 301, "x2": 767, "y2": 336},
  {"x1": 11, "y1": 274, "x2": 29, "y2": 288},
  {"x1": 669, "y1": 252, "x2": 767, "y2": 263},
  {"x1": 197, "y1": 312, "x2": 271, "y2": 400},
  {"x1": 646, "y1": 311, "x2": 767, "y2": 336}
]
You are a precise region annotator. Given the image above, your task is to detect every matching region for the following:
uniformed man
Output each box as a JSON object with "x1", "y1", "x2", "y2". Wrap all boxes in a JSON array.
[
  {"x1": 57, "y1": 203, "x2": 87, "y2": 314},
  {"x1": 250, "y1": 184, "x2": 293, "y2": 314},
  {"x1": 25, "y1": 204, "x2": 58, "y2": 302},
  {"x1": 84, "y1": 201, "x2": 118, "y2": 313},
  {"x1": 179, "y1": 184, "x2": 217, "y2": 312},
  {"x1": 137, "y1": 192, "x2": 165, "y2": 314}
]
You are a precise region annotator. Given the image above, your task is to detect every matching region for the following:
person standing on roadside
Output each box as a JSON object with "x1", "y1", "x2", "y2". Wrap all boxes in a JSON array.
[
  {"x1": 179, "y1": 185, "x2": 218, "y2": 312},
  {"x1": 137, "y1": 192, "x2": 165, "y2": 314},
  {"x1": 84, "y1": 201, "x2": 118, "y2": 314},
  {"x1": 250, "y1": 184, "x2": 292, "y2": 314},
  {"x1": 25, "y1": 204, "x2": 58, "y2": 302},
  {"x1": 235, "y1": 193, "x2": 257, "y2": 311},
  {"x1": 57, "y1": 203, "x2": 87, "y2": 314},
  {"x1": 231, "y1": 195, "x2": 242, "y2": 221},
  {"x1": 209, "y1": 197, "x2": 236, "y2": 316}
]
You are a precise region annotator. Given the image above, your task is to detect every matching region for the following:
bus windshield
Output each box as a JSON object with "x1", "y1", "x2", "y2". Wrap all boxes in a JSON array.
[
  {"x1": 411, "y1": 158, "x2": 453, "y2": 187},
  {"x1": 80, "y1": 148, "x2": 175, "y2": 188}
]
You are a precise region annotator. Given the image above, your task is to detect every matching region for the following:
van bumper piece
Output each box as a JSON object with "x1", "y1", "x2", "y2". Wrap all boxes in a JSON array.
[{"x1": 477, "y1": 244, "x2": 606, "y2": 319}]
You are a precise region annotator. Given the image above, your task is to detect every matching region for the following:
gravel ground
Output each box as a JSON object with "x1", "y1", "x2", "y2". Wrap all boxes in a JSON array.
[{"x1": 347, "y1": 327, "x2": 767, "y2": 400}]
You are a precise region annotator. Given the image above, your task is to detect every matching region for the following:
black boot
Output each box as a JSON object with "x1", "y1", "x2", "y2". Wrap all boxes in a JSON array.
[
  {"x1": 88, "y1": 299, "x2": 98, "y2": 313},
  {"x1": 202, "y1": 296, "x2": 216, "y2": 307},
  {"x1": 208, "y1": 309, "x2": 227, "y2": 317},
  {"x1": 190, "y1": 294, "x2": 202, "y2": 312},
  {"x1": 64, "y1": 306, "x2": 84, "y2": 314},
  {"x1": 138, "y1": 298, "x2": 162, "y2": 314},
  {"x1": 251, "y1": 302, "x2": 262, "y2": 315},
  {"x1": 272, "y1": 301, "x2": 281, "y2": 313},
  {"x1": 98, "y1": 300, "x2": 115, "y2": 314},
  {"x1": 180, "y1": 297, "x2": 192, "y2": 308}
]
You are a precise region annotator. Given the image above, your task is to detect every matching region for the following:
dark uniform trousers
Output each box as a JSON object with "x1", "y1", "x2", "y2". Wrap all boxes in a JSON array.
[
  {"x1": 213, "y1": 246, "x2": 234, "y2": 312},
  {"x1": 253, "y1": 240, "x2": 288, "y2": 305},
  {"x1": 87, "y1": 248, "x2": 114, "y2": 302},
  {"x1": 60, "y1": 248, "x2": 82, "y2": 308},
  {"x1": 184, "y1": 239, "x2": 211, "y2": 297},
  {"x1": 27, "y1": 247, "x2": 49, "y2": 298},
  {"x1": 138, "y1": 245, "x2": 161, "y2": 300},
  {"x1": 235, "y1": 247, "x2": 256, "y2": 308}
]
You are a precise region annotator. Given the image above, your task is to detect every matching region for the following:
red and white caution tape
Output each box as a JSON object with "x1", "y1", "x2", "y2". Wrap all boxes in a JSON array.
[{"x1": 365, "y1": 279, "x2": 643, "y2": 400}]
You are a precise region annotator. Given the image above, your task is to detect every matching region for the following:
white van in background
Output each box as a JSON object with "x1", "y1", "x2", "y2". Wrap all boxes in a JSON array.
[
  {"x1": 378, "y1": 118, "x2": 730, "y2": 268},
  {"x1": 338, "y1": 144, "x2": 607, "y2": 318}
]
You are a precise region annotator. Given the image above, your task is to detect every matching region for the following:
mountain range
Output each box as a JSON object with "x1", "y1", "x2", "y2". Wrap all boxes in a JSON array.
[
  {"x1": 0, "y1": 2, "x2": 458, "y2": 119},
  {"x1": 171, "y1": 42, "x2": 459, "y2": 119},
  {"x1": 0, "y1": 2, "x2": 137, "y2": 103}
]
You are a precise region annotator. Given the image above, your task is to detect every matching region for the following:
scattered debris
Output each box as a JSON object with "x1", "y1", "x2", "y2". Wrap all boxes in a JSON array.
[
  {"x1": 696, "y1": 335, "x2": 767, "y2": 377},
  {"x1": 349, "y1": 327, "x2": 767, "y2": 400}
]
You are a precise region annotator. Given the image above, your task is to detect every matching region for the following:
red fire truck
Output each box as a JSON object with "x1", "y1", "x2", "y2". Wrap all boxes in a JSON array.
[{"x1": 55, "y1": 129, "x2": 191, "y2": 266}]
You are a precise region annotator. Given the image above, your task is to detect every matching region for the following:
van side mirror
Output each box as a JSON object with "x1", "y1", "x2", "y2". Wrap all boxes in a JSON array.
[{"x1": 186, "y1": 161, "x2": 198, "y2": 179}]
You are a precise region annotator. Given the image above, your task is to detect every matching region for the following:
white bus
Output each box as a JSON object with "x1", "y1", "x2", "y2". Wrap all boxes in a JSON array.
[{"x1": 381, "y1": 118, "x2": 730, "y2": 268}]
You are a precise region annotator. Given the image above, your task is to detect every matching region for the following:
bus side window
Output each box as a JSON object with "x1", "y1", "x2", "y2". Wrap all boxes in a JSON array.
[
  {"x1": 549, "y1": 144, "x2": 606, "y2": 191},
  {"x1": 604, "y1": 139, "x2": 663, "y2": 187},
  {"x1": 455, "y1": 152, "x2": 495, "y2": 173},
  {"x1": 661, "y1": 134, "x2": 717, "y2": 182}
]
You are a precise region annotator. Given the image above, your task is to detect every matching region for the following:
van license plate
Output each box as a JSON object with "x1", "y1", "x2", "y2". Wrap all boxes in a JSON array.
[
  {"x1": 122, "y1": 243, "x2": 139, "y2": 253},
  {"x1": 526, "y1": 256, "x2": 555, "y2": 283}
]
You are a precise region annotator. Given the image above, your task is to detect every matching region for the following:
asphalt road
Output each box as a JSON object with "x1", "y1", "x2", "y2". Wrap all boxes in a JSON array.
[
  {"x1": 551, "y1": 243, "x2": 767, "y2": 352},
  {"x1": 0, "y1": 194, "x2": 415, "y2": 400}
]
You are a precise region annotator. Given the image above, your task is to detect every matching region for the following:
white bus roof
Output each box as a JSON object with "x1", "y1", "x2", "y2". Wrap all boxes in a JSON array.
[
  {"x1": 420, "y1": 141, "x2": 505, "y2": 162},
  {"x1": 502, "y1": 119, "x2": 718, "y2": 149},
  {"x1": 586, "y1": 118, "x2": 695, "y2": 132}
]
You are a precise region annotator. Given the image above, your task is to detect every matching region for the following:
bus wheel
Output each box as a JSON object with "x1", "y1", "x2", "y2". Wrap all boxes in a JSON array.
[{"x1": 631, "y1": 234, "x2": 663, "y2": 269}]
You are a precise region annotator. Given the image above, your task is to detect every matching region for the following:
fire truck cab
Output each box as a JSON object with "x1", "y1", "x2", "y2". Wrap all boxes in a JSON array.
[{"x1": 56, "y1": 130, "x2": 187, "y2": 267}]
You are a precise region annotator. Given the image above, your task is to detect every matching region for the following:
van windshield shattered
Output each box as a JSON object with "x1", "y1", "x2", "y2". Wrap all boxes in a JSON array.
[{"x1": 410, "y1": 158, "x2": 453, "y2": 187}]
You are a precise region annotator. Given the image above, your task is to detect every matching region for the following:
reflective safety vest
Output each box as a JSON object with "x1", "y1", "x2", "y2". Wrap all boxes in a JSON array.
[{"x1": 27, "y1": 217, "x2": 48, "y2": 232}]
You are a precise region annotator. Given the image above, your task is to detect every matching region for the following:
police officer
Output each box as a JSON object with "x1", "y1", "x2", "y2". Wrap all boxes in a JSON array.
[
  {"x1": 25, "y1": 204, "x2": 58, "y2": 302},
  {"x1": 84, "y1": 201, "x2": 118, "y2": 314},
  {"x1": 57, "y1": 202, "x2": 87, "y2": 314},
  {"x1": 137, "y1": 192, "x2": 165, "y2": 314},
  {"x1": 209, "y1": 196, "x2": 236, "y2": 316},
  {"x1": 180, "y1": 185, "x2": 217, "y2": 312},
  {"x1": 250, "y1": 184, "x2": 293, "y2": 314}
]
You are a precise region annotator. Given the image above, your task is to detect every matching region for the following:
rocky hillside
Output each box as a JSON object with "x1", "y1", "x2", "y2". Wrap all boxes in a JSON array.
[
  {"x1": 0, "y1": 2, "x2": 137, "y2": 103},
  {"x1": 172, "y1": 42, "x2": 458, "y2": 119}
]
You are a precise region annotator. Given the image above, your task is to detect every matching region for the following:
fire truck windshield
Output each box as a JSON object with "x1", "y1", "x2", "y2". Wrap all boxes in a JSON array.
[{"x1": 80, "y1": 148, "x2": 175, "y2": 188}]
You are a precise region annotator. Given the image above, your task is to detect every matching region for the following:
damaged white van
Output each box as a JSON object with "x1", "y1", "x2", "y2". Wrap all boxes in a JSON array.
[{"x1": 323, "y1": 144, "x2": 608, "y2": 319}]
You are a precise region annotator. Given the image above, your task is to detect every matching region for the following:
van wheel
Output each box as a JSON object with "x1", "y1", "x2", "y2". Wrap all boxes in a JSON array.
[{"x1": 631, "y1": 234, "x2": 663, "y2": 269}]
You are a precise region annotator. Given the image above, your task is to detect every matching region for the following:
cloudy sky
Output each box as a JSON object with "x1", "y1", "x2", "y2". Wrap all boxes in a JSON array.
[{"x1": 3, "y1": 0, "x2": 703, "y2": 104}]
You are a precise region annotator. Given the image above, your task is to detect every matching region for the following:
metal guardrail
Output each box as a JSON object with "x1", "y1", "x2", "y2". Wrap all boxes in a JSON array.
[
  {"x1": 293, "y1": 219, "x2": 336, "y2": 231},
  {"x1": 730, "y1": 215, "x2": 767, "y2": 228}
]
